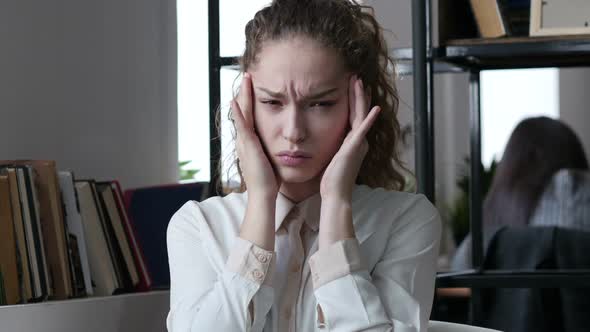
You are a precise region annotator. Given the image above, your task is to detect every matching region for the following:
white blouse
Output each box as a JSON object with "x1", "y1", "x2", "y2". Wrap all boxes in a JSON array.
[{"x1": 166, "y1": 184, "x2": 441, "y2": 332}]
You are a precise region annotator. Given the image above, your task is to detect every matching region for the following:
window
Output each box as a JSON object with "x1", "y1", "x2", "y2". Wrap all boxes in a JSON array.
[
  {"x1": 177, "y1": 0, "x2": 270, "y2": 183},
  {"x1": 177, "y1": 0, "x2": 210, "y2": 182},
  {"x1": 481, "y1": 68, "x2": 559, "y2": 167}
]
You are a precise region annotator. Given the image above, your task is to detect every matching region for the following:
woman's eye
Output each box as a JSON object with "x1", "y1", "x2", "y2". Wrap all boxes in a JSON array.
[
  {"x1": 261, "y1": 100, "x2": 282, "y2": 107},
  {"x1": 310, "y1": 101, "x2": 335, "y2": 108}
]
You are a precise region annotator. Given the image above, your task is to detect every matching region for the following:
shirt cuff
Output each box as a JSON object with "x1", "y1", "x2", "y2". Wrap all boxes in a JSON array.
[
  {"x1": 308, "y1": 238, "x2": 363, "y2": 289},
  {"x1": 225, "y1": 237, "x2": 276, "y2": 287}
]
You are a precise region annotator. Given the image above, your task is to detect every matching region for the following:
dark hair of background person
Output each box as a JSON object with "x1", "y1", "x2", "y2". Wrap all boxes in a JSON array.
[
  {"x1": 216, "y1": 0, "x2": 410, "y2": 193},
  {"x1": 484, "y1": 116, "x2": 589, "y2": 227}
]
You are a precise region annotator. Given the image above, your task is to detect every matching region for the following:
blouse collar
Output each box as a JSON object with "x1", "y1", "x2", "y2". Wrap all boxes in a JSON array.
[
  {"x1": 274, "y1": 190, "x2": 321, "y2": 232},
  {"x1": 273, "y1": 185, "x2": 368, "y2": 233}
]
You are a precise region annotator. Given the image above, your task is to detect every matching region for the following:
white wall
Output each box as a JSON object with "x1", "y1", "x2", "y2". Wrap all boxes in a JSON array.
[
  {"x1": 559, "y1": 68, "x2": 590, "y2": 160},
  {"x1": 0, "y1": 0, "x2": 178, "y2": 190}
]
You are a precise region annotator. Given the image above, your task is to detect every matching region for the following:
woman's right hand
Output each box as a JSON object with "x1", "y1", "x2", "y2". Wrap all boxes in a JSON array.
[{"x1": 232, "y1": 73, "x2": 280, "y2": 199}]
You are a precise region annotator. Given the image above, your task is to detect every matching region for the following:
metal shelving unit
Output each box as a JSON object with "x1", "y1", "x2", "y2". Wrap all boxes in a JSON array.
[{"x1": 411, "y1": 0, "x2": 590, "y2": 325}]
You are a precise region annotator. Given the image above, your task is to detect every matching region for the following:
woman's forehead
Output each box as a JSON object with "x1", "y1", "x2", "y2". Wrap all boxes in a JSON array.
[{"x1": 250, "y1": 37, "x2": 348, "y2": 93}]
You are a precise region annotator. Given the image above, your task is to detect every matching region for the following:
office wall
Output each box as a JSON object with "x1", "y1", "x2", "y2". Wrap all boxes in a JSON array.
[
  {"x1": 559, "y1": 68, "x2": 590, "y2": 160},
  {"x1": 0, "y1": 0, "x2": 178, "y2": 190}
]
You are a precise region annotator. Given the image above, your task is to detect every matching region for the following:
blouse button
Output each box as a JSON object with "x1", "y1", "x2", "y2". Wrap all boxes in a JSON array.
[
  {"x1": 256, "y1": 253, "x2": 270, "y2": 264},
  {"x1": 252, "y1": 269, "x2": 264, "y2": 282}
]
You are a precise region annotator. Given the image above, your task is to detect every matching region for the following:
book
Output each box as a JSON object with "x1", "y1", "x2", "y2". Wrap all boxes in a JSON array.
[
  {"x1": 75, "y1": 181, "x2": 119, "y2": 296},
  {"x1": 97, "y1": 182, "x2": 139, "y2": 288},
  {"x1": 123, "y1": 182, "x2": 208, "y2": 289},
  {"x1": 498, "y1": 0, "x2": 530, "y2": 37},
  {"x1": 3, "y1": 168, "x2": 32, "y2": 302},
  {"x1": 65, "y1": 233, "x2": 86, "y2": 297},
  {"x1": 0, "y1": 175, "x2": 20, "y2": 304},
  {"x1": 24, "y1": 166, "x2": 53, "y2": 300},
  {"x1": 0, "y1": 268, "x2": 5, "y2": 305},
  {"x1": 469, "y1": 0, "x2": 508, "y2": 38},
  {"x1": 88, "y1": 181, "x2": 132, "y2": 292},
  {"x1": 111, "y1": 181, "x2": 151, "y2": 291},
  {"x1": 15, "y1": 166, "x2": 50, "y2": 301},
  {"x1": 0, "y1": 160, "x2": 71, "y2": 300},
  {"x1": 1, "y1": 166, "x2": 36, "y2": 302},
  {"x1": 59, "y1": 171, "x2": 93, "y2": 296}
]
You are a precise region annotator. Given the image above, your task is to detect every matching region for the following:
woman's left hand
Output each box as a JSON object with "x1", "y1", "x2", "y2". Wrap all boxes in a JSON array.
[{"x1": 319, "y1": 75, "x2": 381, "y2": 202}]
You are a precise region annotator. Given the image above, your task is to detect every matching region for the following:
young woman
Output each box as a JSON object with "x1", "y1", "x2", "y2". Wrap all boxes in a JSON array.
[
  {"x1": 451, "y1": 116, "x2": 590, "y2": 270},
  {"x1": 167, "y1": 1, "x2": 441, "y2": 331}
]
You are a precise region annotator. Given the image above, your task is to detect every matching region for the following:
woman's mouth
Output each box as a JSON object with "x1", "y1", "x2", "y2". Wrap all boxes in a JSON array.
[{"x1": 277, "y1": 151, "x2": 311, "y2": 166}]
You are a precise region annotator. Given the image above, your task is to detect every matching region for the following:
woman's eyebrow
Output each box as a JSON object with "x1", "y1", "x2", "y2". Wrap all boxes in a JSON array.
[
  {"x1": 306, "y1": 87, "x2": 338, "y2": 99},
  {"x1": 255, "y1": 86, "x2": 338, "y2": 99},
  {"x1": 255, "y1": 87, "x2": 285, "y2": 98}
]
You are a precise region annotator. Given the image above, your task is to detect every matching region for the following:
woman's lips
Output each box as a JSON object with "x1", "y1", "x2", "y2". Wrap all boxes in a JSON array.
[
  {"x1": 278, "y1": 155, "x2": 310, "y2": 166},
  {"x1": 276, "y1": 151, "x2": 311, "y2": 166}
]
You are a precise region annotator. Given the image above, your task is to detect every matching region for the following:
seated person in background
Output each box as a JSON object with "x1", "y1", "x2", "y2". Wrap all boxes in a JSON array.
[{"x1": 451, "y1": 116, "x2": 590, "y2": 270}]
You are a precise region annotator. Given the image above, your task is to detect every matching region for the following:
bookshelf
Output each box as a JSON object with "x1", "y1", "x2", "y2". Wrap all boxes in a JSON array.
[
  {"x1": 0, "y1": 291, "x2": 169, "y2": 332},
  {"x1": 441, "y1": 36, "x2": 590, "y2": 69},
  {"x1": 0, "y1": 0, "x2": 178, "y2": 330},
  {"x1": 410, "y1": 0, "x2": 590, "y2": 325}
]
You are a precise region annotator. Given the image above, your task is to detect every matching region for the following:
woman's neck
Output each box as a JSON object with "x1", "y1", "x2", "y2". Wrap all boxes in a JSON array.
[{"x1": 279, "y1": 176, "x2": 321, "y2": 203}]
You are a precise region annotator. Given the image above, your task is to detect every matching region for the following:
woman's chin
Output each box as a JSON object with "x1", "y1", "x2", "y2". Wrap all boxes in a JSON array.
[{"x1": 277, "y1": 167, "x2": 318, "y2": 184}]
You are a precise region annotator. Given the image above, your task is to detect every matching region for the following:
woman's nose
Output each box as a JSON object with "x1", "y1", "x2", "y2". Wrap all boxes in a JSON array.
[{"x1": 282, "y1": 106, "x2": 306, "y2": 143}]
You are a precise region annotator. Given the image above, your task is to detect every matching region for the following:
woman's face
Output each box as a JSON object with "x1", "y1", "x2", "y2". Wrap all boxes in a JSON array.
[{"x1": 248, "y1": 36, "x2": 351, "y2": 186}]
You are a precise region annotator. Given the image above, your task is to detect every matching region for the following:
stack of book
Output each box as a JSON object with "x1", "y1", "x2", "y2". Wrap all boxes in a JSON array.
[{"x1": 0, "y1": 160, "x2": 150, "y2": 305}]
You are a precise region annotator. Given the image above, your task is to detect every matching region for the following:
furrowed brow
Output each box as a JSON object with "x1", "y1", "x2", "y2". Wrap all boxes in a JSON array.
[
  {"x1": 255, "y1": 86, "x2": 338, "y2": 100},
  {"x1": 306, "y1": 87, "x2": 338, "y2": 100},
  {"x1": 256, "y1": 87, "x2": 286, "y2": 98}
]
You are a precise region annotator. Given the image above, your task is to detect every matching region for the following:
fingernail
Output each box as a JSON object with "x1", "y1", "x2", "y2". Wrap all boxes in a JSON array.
[
  {"x1": 244, "y1": 72, "x2": 251, "y2": 79},
  {"x1": 359, "y1": 79, "x2": 364, "y2": 89}
]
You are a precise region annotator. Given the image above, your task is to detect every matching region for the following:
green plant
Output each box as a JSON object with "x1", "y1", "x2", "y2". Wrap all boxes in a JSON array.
[
  {"x1": 449, "y1": 157, "x2": 498, "y2": 244},
  {"x1": 179, "y1": 160, "x2": 200, "y2": 181}
]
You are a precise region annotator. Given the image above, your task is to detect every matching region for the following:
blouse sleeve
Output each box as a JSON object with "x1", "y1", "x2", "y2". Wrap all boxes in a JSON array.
[
  {"x1": 166, "y1": 202, "x2": 275, "y2": 332},
  {"x1": 308, "y1": 195, "x2": 441, "y2": 332}
]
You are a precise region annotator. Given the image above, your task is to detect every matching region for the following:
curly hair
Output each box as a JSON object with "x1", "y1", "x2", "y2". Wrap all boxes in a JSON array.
[{"x1": 218, "y1": 0, "x2": 409, "y2": 193}]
